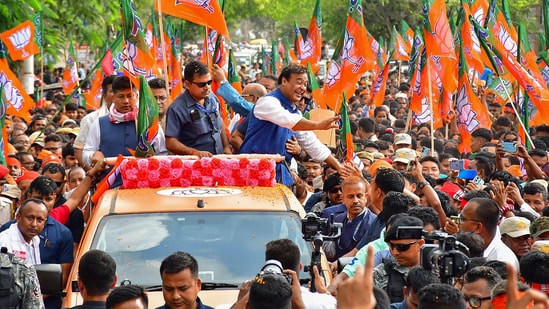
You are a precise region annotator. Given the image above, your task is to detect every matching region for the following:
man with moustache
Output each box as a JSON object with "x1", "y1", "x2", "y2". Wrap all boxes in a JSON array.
[{"x1": 328, "y1": 176, "x2": 376, "y2": 261}]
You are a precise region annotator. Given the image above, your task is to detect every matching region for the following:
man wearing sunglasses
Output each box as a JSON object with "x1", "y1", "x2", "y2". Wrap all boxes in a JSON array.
[
  {"x1": 166, "y1": 61, "x2": 231, "y2": 157},
  {"x1": 373, "y1": 216, "x2": 425, "y2": 303}
]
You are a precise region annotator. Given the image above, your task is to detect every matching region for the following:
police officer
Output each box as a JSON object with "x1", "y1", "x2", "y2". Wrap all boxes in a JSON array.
[{"x1": 0, "y1": 247, "x2": 44, "y2": 308}]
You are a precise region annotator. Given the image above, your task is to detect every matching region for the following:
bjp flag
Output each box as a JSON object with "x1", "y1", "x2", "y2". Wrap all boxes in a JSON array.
[
  {"x1": 0, "y1": 20, "x2": 39, "y2": 61},
  {"x1": 155, "y1": 0, "x2": 230, "y2": 40},
  {"x1": 0, "y1": 60, "x2": 34, "y2": 120}
]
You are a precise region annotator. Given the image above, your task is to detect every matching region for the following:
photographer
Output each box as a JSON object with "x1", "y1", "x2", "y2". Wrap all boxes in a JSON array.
[
  {"x1": 247, "y1": 273, "x2": 293, "y2": 309},
  {"x1": 229, "y1": 238, "x2": 335, "y2": 309}
]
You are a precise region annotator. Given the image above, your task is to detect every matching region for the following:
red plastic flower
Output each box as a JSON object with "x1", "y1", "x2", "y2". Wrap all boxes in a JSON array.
[
  {"x1": 148, "y1": 158, "x2": 160, "y2": 171},
  {"x1": 171, "y1": 158, "x2": 183, "y2": 169}
]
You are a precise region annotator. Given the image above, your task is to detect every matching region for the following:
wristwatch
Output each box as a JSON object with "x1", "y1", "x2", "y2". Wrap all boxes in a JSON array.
[
  {"x1": 418, "y1": 181, "x2": 430, "y2": 190},
  {"x1": 219, "y1": 80, "x2": 228, "y2": 85}
]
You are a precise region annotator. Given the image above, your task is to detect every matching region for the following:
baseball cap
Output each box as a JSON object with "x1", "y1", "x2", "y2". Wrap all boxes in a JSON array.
[
  {"x1": 1, "y1": 184, "x2": 21, "y2": 200},
  {"x1": 385, "y1": 216, "x2": 424, "y2": 242},
  {"x1": 394, "y1": 133, "x2": 412, "y2": 145},
  {"x1": 29, "y1": 131, "x2": 45, "y2": 147},
  {"x1": 440, "y1": 181, "x2": 464, "y2": 202},
  {"x1": 531, "y1": 217, "x2": 549, "y2": 238},
  {"x1": 356, "y1": 151, "x2": 374, "y2": 162},
  {"x1": 370, "y1": 160, "x2": 392, "y2": 177},
  {"x1": 394, "y1": 148, "x2": 417, "y2": 164},
  {"x1": 41, "y1": 154, "x2": 63, "y2": 169},
  {"x1": 500, "y1": 217, "x2": 531, "y2": 238},
  {"x1": 532, "y1": 240, "x2": 549, "y2": 254}
]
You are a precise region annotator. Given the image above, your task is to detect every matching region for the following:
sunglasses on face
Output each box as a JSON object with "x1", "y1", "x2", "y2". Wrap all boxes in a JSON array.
[
  {"x1": 55, "y1": 181, "x2": 63, "y2": 188},
  {"x1": 388, "y1": 239, "x2": 419, "y2": 252},
  {"x1": 189, "y1": 80, "x2": 213, "y2": 88},
  {"x1": 329, "y1": 187, "x2": 342, "y2": 194}
]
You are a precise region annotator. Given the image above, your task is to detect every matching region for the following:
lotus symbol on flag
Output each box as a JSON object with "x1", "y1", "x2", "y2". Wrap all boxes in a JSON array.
[
  {"x1": 413, "y1": 99, "x2": 431, "y2": 124},
  {"x1": 0, "y1": 72, "x2": 24, "y2": 111},
  {"x1": 299, "y1": 38, "x2": 314, "y2": 60},
  {"x1": 472, "y1": 8, "x2": 485, "y2": 25},
  {"x1": 325, "y1": 62, "x2": 341, "y2": 88},
  {"x1": 176, "y1": 0, "x2": 214, "y2": 13},
  {"x1": 456, "y1": 84, "x2": 480, "y2": 132},
  {"x1": 341, "y1": 29, "x2": 365, "y2": 73},
  {"x1": 8, "y1": 26, "x2": 31, "y2": 57},
  {"x1": 122, "y1": 43, "x2": 147, "y2": 77},
  {"x1": 497, "y1": 23, "x2": 517, "y2": 58}
]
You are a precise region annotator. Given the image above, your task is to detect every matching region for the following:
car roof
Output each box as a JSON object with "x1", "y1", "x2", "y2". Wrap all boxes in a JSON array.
[{"x1": 95, "y1": 184, "x2": 304, "y2": 215}]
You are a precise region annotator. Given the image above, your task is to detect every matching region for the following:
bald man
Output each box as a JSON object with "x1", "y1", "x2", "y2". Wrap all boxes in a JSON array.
[{"x1": 229, "y1": 83, "x2": 268, "y2": 151}]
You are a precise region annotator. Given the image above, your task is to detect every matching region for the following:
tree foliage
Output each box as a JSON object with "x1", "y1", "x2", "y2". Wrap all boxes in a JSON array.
[{"x1": 0, "y1": 0, "x2": 542, "y2": 62}]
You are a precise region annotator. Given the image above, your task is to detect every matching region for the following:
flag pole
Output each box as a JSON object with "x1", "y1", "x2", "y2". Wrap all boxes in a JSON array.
[
  {"x1": 40, "y1": 44, "x2": 44, "y2": 106},
  {"x1": 404, "y1": 108, "x2": 413, "y2": 132},
  {"x1": 498, "y1": 76, "x2": 535, "y2": 148},
  {"x1": 426, "y1": 58, "x2": 435, "y2": 154},
  {"x1": 157, "y1": 0, "x2": 171, "y2": 103}
]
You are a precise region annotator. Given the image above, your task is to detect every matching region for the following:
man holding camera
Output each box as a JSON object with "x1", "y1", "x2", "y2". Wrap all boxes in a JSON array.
[{"x1": 373, "y1": 216, "x2": 425, "y2": 303}]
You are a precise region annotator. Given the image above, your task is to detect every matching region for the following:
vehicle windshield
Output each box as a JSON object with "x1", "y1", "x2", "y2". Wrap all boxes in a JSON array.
[{"x1": 91, "y1": 211, "x2": 312, "y2": 287}]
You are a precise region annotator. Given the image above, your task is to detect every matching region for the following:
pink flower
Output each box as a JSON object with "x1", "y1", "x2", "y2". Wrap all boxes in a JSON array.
[
  {"x1": 160, "y1": 178, "x2": 171, "y2": 187},
  {"x1": 247, "y1": 178, "x2": 259, "y2": 187},
  {"x1": 137, "y1": 158, "x2": 149, "y2": 170},
  {"x1": 149, "y1": 170, "x2": 160, "y2": 181},
  {"x1": 137, "y1": 180, "x2": 149, "y2": 188}
]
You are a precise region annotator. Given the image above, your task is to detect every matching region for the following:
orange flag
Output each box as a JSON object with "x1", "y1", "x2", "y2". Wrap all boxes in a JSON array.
[
  {"x1": 321, "y1": 0, "x2": 374, "y2": 111},
  {"x1": 423, "y1": 0, "x2": 457, "y2": 96},
  {"x1": 0, "y1": 20, "x2": 39, "y2": 61},
  {"x1": 83, "y1": 71, "x2": 103, "y2": 110},
  {"x1": 456, "y1": 47, "x2": 492, "y2": 154},
  {"x1": 0, "y1": 60, "x2": 34, "y2": 120},
  {"x1": 155, "y1": 0, "x2": 230, "y2": 40}
]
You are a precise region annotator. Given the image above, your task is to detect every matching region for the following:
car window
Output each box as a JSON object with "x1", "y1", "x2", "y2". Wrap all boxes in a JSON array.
[{"x1": 91, "y1": 211, "x2": 312, "y2": 286}]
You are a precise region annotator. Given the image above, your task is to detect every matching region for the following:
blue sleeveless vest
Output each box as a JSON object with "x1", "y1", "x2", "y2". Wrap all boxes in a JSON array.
[
  {"x1": 98, "y1": 116, "x2": 137, "y2": 186},
  {"x1": 239, "y1": 89, "x2": 298, "y2": 186}
]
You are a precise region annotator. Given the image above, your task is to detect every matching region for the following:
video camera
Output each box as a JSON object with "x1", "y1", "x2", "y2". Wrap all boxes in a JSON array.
[
  {"x1": 257, "y1": 260, "x2": 292, "y2": 285},
  {"x1": 420, "y1": 230, "x2": 470, "y2": 284},
  {"x1": 301, "y1": 213, "x2": 342, "y2": 292}
]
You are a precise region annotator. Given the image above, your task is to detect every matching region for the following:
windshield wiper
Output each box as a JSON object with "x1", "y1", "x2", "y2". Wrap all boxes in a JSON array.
[
  {"x1": 143, "y1": 282, "x2": 238, "y2": 291},
  {"x1": 143, "y1": 285, "x2": 163, "y2": 292},
  {"x1": 201, "y1": 282, "x2": 239, "y2": 290}
]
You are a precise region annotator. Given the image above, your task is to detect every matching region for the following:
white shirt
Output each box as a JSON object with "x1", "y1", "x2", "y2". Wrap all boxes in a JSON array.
[
  {"x1": 82, "y1": 116, "x2": 168, "y2": 166},
  {"x1": 253, "y1": 96, "x2": 332, "y2": 162},
  {"x1": 300, "y1": 286, "x2": 337, "y2": 309},
  {"x1": 483, "y1": 232, "x2": 519, "y2": 270},
  {"x1": 74, "y1": 104, "x2": 110, "y2": 149},
  {"x1": 0, "y1": 224, "x2": 41, "y2": 265}
]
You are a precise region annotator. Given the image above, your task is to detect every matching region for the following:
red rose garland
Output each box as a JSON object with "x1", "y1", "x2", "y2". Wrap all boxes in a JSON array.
[{"x1": 120, "y1": 157, "x2": 277, "y2": 189}]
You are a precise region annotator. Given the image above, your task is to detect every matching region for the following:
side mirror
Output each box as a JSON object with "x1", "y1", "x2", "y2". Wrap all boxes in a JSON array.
[{"x1": 35, "y1": 264, "x2": 64, "y2": 296}]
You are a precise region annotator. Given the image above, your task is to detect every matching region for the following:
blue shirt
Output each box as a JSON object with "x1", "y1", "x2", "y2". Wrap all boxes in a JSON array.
[
  {"x1": 356, "y1": 215, "x2": 385, "y2": 249},
  {"x1": 391, "y1": 300, "x2": 408, "y2": 309},
  {"x1": 216, "y1": 82, "x2": 253, "y2": 117},
  {"x1": 155, "y1": 297, "x2": 213, "y2": 309},
  {"x1": 321, "y1": 204, "x2": 347, "y2": 221},
  {"x1": 0, "y1": 216, "x2": 74, "y2": 264},
  {"x1": 166, "y1": 90, "x2": 225, "y2": 154},
  {"x1": 333, "y1": 210, "x2": 377, "y2": 260}
]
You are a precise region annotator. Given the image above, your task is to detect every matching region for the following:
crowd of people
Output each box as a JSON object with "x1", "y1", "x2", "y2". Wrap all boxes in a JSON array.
[{"x1": 2, "y1": 56, "x2": 549, "y2": 308}]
